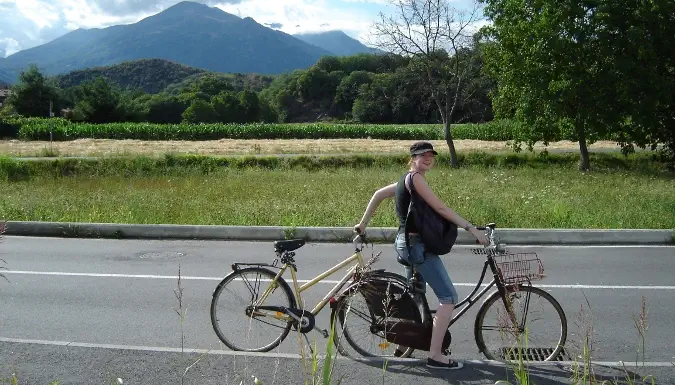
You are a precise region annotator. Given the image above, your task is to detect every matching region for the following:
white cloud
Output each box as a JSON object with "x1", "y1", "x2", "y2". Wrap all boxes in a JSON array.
[
  {"x1": 58, "y1": 0, "x2": 156, "y2": 29},
  {"x1": 217, "y1": 0, "x2": 379, "y2": 43},
  {"x1": 0, "y1": 38, "x2": 21, "y2": 57},
  {"x1": 15, "y1": 0, "x2": 62, "y2": 30},
  {"x1": 340, "y1": 0, "x2": 389, "y2": 4},
  {"x1": 0, "y1": 0, "x2": 244, "y2": 54}
]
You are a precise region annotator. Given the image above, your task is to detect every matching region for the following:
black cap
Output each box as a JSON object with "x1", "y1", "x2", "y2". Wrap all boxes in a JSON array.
[{"x1": 410, "y1": 141, "x2": 438, "y2": 156}]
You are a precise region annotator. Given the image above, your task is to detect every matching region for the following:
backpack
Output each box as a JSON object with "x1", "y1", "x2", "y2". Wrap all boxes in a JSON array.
[{"x1": 404, "y1": 171, "x2": 458, "y2": 256}]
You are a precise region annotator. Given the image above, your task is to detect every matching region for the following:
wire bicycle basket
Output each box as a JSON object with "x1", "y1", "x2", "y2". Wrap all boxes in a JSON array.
[{"x1": 495, "y1": 252, "x2": 545, "y2": 284}]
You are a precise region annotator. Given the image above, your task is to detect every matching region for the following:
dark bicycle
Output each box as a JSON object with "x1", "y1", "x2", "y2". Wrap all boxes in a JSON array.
[{"x1": 330, "y1": 223, "x2": 568, "y2": 362}]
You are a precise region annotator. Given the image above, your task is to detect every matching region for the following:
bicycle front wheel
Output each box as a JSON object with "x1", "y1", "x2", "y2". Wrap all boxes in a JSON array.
[
  {"x1": 474, "y1": 285, "x2": 567, "y2": 362},
  {"x1": 211, "y1": 267, "x2": 296, "y2": 352},
  {"x1": 331, "y1": 272, "x2": 424, "y2": 358}
]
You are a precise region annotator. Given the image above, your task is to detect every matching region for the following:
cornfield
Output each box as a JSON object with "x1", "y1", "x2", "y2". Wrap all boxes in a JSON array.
[{"x1": 7, "y1": 117, "x2": 525, "y2": 141}]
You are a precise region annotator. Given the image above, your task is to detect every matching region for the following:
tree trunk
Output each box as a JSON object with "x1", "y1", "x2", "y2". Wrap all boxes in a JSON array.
[
  {"x1": 578, "y1": 126, "x2": 590, "y2": 171},
  {"x1": 444, "y1": 119, "x2": 459, "y2": 168}
]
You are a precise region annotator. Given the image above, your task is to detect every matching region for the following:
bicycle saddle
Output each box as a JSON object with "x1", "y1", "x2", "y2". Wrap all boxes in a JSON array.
[{"x1": 274, "y1": 239, "x2": 306, "y2": 253}]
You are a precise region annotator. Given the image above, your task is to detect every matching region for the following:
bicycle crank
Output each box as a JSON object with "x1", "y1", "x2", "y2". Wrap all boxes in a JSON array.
[{"x1": 283, "y1": 307, "x2": 329, "y2": 338}]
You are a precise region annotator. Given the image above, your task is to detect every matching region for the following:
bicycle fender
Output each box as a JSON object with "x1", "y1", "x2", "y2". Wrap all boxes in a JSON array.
[{"x1": 330, "y1": 270, "x2": 408, "y2": 308}]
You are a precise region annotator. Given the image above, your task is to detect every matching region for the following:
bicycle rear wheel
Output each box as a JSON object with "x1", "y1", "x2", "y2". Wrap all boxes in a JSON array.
[
  {"x1": 211, "y1": 267, "x2": 296, "y2": 352},
  {"x1": 331, "y1": 272, "x2": 424, "y2": 358},
  {"x1": 474, "y1": 285, "x2": 567, "y2": 362}
]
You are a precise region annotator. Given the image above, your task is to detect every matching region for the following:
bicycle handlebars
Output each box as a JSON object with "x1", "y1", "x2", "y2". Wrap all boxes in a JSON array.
[
  {"x1": 476, "y1": 223, "x2": 506, "y2": 253},
  {"x1": 353, "y1": 228, "x2": 369, "y2": 250}
]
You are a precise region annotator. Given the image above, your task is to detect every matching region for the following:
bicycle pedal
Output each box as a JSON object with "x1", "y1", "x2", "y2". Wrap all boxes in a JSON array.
[{"x1": 321, "y1": 329, "x2": 329, "y2": 338}]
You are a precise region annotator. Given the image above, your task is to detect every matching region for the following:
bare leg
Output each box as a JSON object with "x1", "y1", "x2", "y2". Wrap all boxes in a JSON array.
[{"x1": 428, "y1": 303, "x2": 455, "y2": 363}]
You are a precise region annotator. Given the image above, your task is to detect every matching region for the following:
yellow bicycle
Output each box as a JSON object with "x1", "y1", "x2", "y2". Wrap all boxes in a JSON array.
[{"x1": 210, "y1": 233, "x2": 393, "y2": 352}]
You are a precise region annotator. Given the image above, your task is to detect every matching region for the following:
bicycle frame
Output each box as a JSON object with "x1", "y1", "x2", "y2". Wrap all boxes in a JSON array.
[
  {"x1": 276, "y1": 250, "x2": 367, "y2": 316},
  {"x1": 233, "y1": 238, "x2": 372, "y2": 326},
  {"x1": 443, "y1": 254, "x2": 506, "y2": 327},
  {"x1": 412, "y1": 226, "x2": 519, "y2": 328}
]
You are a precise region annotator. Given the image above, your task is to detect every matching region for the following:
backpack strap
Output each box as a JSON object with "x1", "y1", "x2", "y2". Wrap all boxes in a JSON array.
[
  {"x1": 405, "y1": 171, "x2": 420, "y2": 196},
  {"x1": 404, "y1": 171, "x2": 421, "y2": 260}
]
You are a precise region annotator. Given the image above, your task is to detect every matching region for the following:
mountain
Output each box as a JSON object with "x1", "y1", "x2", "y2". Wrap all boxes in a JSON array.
[
  {"x1": 0, "y1": 63, "x2": 12, "y2": 85},
  {"x1": 53, "y1": 58, "x2": 276, "y2": 93},
  {"x1": 294, "y1": 31, "x2": 384, "y2": 56},
  {"x1": 0, "y1": 1, "x2": 333, "y2": 84}
]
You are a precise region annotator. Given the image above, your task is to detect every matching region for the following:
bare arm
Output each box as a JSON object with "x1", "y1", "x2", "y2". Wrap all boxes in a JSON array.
[{"x1": 356, "y1": 183, "x2": 397, "y2": 230}]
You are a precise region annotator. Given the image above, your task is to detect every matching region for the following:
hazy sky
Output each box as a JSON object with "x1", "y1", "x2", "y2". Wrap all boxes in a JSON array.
[{"x1": 0, "y1": 0, "x2": 481, "y2": 57}]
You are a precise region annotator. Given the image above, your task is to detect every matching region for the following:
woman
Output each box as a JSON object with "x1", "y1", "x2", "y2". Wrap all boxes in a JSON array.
[{"x1": 354, "y1": 141, "x2": 489, "y2": 370}]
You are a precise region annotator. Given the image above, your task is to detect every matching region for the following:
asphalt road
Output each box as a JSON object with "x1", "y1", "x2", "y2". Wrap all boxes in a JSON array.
[{"x1": 1, "y1": 236, "x2": 673, "y2": 384}]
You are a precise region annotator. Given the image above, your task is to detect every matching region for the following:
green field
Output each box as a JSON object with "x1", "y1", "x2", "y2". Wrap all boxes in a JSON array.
[{"x1": 1, "y1": 153, "x2": 672, "y2": 229}]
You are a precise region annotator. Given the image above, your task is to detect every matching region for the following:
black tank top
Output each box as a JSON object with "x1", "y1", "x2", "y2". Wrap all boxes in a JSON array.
[{"x1": 395, "y1": 171, "x2": 418, "y2": 233}]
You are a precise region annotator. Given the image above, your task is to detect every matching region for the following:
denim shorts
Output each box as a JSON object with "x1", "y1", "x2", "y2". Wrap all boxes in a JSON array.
[{"x1": 394, "y1": 232, "x2": 458, "y2": 305}]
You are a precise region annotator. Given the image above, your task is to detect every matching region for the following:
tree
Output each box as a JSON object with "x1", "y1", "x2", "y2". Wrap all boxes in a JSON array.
[
  {"x1": 211, "y1": 91, "x2": 240, "y2": 123},
  {"x1": 316, "y1": 56, "x2": 343, "y2": 73},
  {"x1": 258, "y1": 95, "x2": 279, "y2": 123},
  {"x1": 373, "y1": 0, "x2": 483, "y2": 167},
  {"x1": 182, "y1": 99, "x2": 218, "y2": 123},
  {"x1": 338, "y1": 53, "x2": 408, "y2": 74},
  {"x1": 334, "y1": 71, "x2": 375, "y2": 114},
  {"x1": 7, "y1": 65, "x2": 59, "y2": 117},
  {"x1": 605, "y1": 0, "x2": 674, "y2": 165},
  {"x1": 452, "y1": 41, "x2": 494, "y2": 123},
  {"x1": 238, "y1": 90, "x2": 261, "y2": 122},
  {"x1": 480, "y1": 0, "x2": 673, "y2": 170},
  {"x1": 296, "y1": 66, "x2": 341, "y2": 106},
  {"x1": 352, "y1": 74, "x2": 395, "y2": 123},
  {"x1": 71, "y1": 77, "x2": 124, "y2": 123},
  {"x1": 190, "y1": 74, "x2": 234, "y2": 97},
  {"x1": 145, "y1": 94, "x2": 188, "y2": 124}
]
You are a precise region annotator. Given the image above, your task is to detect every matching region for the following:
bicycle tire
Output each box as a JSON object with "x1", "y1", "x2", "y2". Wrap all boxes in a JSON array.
[
  {"x1": 211, "y1": 267, "x2": 296, "y2": 352},
  {"x1": 474, "y1": 285, "x2": 567, "y2": 362},
  {"x1": 331, "y1": 271, "x2": 424, "y2": 358}
]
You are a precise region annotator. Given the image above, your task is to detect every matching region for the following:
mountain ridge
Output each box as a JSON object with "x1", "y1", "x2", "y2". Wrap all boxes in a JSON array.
[
  {"x1": 294, "y1": 30, "x2": 384, "y2": 56},
  {"x1": 0, "y1": 1, "x2": 339, "y2": 83},
  {"x1": 51, "y1": 58, "x2": 276, "y2": 94}
]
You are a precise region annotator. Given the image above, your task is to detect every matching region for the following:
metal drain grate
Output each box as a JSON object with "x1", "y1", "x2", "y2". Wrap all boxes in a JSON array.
[{"x1": 499, "y1": 346, "x2": 571, "y2": 361}]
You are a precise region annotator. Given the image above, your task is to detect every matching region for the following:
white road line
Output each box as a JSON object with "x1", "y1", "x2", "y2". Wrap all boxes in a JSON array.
[
  {"x1": 3, "y1": 270, "x2": 675, "y2": 290},
  {"x1": 453, "y1": 245, "x2": 675, "y2": 249},
  {"x1": 1, "y1": 337, "x2": 673, "y2": 368}
]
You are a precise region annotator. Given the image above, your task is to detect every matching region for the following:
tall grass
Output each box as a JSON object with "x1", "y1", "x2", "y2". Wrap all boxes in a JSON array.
[
  {"x1": 0, "y1": 154, "x2": 672, "y2": 229},
  {"x1": 0, "y1": 151, "x2": 669, "y2": 179}
]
